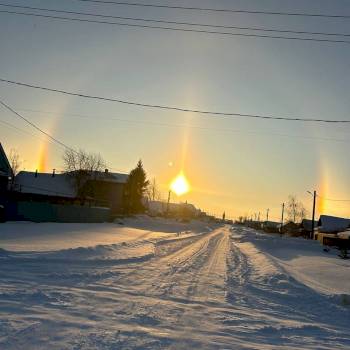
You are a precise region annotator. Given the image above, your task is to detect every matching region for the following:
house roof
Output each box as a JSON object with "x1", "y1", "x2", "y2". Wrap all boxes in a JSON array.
[
  {"x1": 91, "y1": 171, "x2": 128, "y2": 184},
  {"x1": 15, "y1": 172, "x2": 76, "y2": 198},
  {"x1": 319, "y1": 215, "x2": 350, "y2": 233},
  {"x1": 14, "y1": 170, "x2": 128, "y2": 198},
  {"x1": 0, "y1": 143, "x2": 12, "y2": 177},
  {"x1": 301, "y1": 219, "x2": 318, "y2": 231}
]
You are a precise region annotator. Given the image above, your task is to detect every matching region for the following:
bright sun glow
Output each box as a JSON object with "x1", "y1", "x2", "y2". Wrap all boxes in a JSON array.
[{"x1": 170, "y1": 172, "x2": 190, "y2": 196}]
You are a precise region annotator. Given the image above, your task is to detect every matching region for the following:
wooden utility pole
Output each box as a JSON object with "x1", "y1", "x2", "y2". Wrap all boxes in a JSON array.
[
  {"x1": 258, "y1": 211, "x2": 260, "y2": 222},
  {"x1": 311, "y1": 190, "x2": 316, "y2": 240},
  {"x1": 280, "y1": 203, "x2": 285, "y2": 234},
  {"x1": 166, "y1": 190, "x2": 171, "y2": 215},
  {"x1": 266, "y1": 208, "x2": 269, "y2": 222}
]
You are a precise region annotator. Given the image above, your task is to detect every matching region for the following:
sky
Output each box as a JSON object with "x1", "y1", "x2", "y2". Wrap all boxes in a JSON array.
[{"x1": 0, "y1": 0, "x2": 350, "y2": 220}]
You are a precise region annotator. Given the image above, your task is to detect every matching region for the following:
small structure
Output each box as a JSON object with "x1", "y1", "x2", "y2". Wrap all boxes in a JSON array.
[
  {"x1": 301, "y1": 219, "x2": 319, "y2": 232},
  {"x1": 300, "y1": 219, "x2": 319, "y2": 238},
  {"x1": 316, "y1": 216, "x2": 350, "y2": 256},
  {"x1": 262, "y1": 221, "x2": 281, "y2": 233},
  {"x1": 318, "y1": 215, "x2": 350, "y2": 233}
]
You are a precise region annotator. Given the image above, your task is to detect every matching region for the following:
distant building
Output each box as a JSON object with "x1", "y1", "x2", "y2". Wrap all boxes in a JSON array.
[
  {"x1": 261, "y1": 220, "x2": 281, "y2": 233},
  {"x1": 146, "y1": 200, "x2": 201, "y2": 218}
]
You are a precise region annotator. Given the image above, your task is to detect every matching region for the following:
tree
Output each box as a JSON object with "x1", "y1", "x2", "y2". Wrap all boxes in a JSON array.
[
  {"x1": 62, "y1": 148, "x2": 106, "y2": 198},
  {"x1": 9, "y1": 148, "x2": 22, "y2": 177},
  {"x1": 123, "y1": 160, "x2": 149, "y2": 214},
  {"x1": 146, "y1": 177, "x2": 162, "y2": 201},
  {"x1": 286, "y1": 195, "x2": 307, "y2": 223}
]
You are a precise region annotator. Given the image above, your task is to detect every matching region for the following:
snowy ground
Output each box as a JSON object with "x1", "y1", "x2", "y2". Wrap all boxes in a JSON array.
[{"x1": 0, "y1": 219, "x2": 349, "y2": 349}]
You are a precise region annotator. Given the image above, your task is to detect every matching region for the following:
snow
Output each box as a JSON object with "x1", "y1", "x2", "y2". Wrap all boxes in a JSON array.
[
  {"x1": 338, "y1": 231, "x2": 350, "y2": 239},
  {"x1": 0, "y1": 220, "x2": 349, "y2": 349},
  {"x1": 238, "y1": 227, "x2": 350, "y2": 295},
  {"x1": 15, "y1": 171, "x2": 76, "y2": 197}
]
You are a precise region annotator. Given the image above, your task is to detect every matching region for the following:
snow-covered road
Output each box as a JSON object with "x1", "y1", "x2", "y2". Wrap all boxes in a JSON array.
[{"x1": 0, "y1": 222, "x2": 349, "y2": 349}]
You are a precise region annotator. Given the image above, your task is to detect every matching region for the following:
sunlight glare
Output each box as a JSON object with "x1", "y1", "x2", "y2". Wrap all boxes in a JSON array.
[{"x1": 170, "y1": 172, "x2": 190, "y2": 196}]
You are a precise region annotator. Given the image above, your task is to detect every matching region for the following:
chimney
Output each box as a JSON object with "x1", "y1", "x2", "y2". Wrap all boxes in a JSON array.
[
  {"x1": 35, "y1": 169, "x2": 38, "y2": 178},
  {"x1": 52, "y1": 169, "x2": 56, "y2": 177}
]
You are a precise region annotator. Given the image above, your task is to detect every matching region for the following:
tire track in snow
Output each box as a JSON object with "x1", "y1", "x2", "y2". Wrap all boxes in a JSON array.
[{"x1": 224, "y1": 227, "x2": 350, "y2": 348}]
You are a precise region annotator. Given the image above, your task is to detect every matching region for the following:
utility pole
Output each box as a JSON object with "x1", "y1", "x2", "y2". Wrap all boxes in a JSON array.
[
  {"x1": 266, "y1": 208, "x2": 270, "y2": 222},
  {"x1": 280, "y1": 203, "x2": 285, "y2": 235},
  {"x1": 166, "y1": 190, "x2": 171, "y2": 216},
  {"x1": 258, "y1": 211, "x2": 260, "y2": 222},
  {"x1": 152, "y1": 178, "x2": 155, "y2": 201},
  {"x1": 311, "y1": 190, "x2": 316, "y2": 240}
]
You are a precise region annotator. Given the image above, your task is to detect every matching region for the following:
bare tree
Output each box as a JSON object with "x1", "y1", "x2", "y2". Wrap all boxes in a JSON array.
[
  {"x1": 146, "y1": 177, "x2": 162, "y2": 201},
  {"x1": 63, "y1": 148, "x2": 106, "y2": 197},
  {"x1": 286, "y1": 195, "x2": 308, "y2": 223},
  {"x1": 8, "y1": 148, "x2": 22, "y2": 177},
  {"x1": 63, "y1": 148, "x2": 106, "y2": 173},
  {"x1": 286, "y1": 195, "x2": 298, "y2": 223},
  {"x1": 299, "y1": 205, "x2": 308, "y2": 222}
]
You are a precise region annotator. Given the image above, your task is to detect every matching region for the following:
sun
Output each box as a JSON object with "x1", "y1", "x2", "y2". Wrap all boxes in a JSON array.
[{"x1": 170, "y1": 172, "x2": 190, "y2": 196}]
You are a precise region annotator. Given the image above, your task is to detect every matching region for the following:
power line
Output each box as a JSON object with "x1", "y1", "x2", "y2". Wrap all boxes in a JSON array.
[
  {"x1": 1, "y1": 3, "x2": 349, "y2": 38},
  {"x1": 2, "y1": 10, "x2": 350, "y2": 44},
  {"x1": 1, "y1": 78, "x2": 350, "y2": 124},
  {"x1": 72, "y1": 0, "x2": 350, "y2": 19},
  {"x1": 17, "y1": 107, "x2": 350, "y2": 143},
  {"x1": 0, "y1": 99, "x2": 129, "y2": 173},
  {"x1": 0, "y1": 118, "x2": 41, "y2": 138},
  {"x1": 0, "y1": 99, "x2": 74, "y2": 151}
]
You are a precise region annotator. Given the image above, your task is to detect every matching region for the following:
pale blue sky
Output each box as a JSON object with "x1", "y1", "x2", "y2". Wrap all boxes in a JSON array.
[{"x1": 1, "y1": 0, "x2": 350, "y2": 219}]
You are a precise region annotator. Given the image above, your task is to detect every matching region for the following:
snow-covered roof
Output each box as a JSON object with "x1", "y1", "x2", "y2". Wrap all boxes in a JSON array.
[
  {"x1": 338, "y1": 231, "x2": 350, "y2": 239},
  {"x1": 301, "y1": 219, "x2": 318, "y2": 231},
  {"x1": 319, "y1": 215, "x2": 350, "y2": 233},
  {"x1": 15, "y1": 170, "x2": 128, "y2": 198},
  {"x1": 96, "y1": 172, "x2": 128, "y2": 184},
  {"x1": 15, "y1": 171, "x2": 76, "y2": 198},
  {"x1": 65, "y1": 170, "x2": 128, "y2": 184}
]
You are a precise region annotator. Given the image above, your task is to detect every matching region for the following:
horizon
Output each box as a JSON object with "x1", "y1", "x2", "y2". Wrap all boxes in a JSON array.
[{"x1": 1, "y1": 0, "x2": 350, "y2": 220}]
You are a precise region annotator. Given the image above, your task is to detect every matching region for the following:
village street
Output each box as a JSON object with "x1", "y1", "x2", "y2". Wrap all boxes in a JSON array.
[{"x1": 0, "y1": 220, "x2": 349, "y2": 349}]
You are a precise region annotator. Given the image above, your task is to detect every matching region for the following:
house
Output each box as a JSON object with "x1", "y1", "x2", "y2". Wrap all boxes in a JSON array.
[
  {"x1": 8, "y1": 169, "x2": 128, "y2": 222},
  {"x1": 14, "y1": 169, "x2": 128, "y2": 210},
  {"x1": 0, "y1": 143, "x2": 12, "y2": 222},
  {"x1": 0, "y1": 143, "x2": 12, "y2": 194},
  {"x1": 14, "y1": 170, "x2": 76, "y2": 202},
  {"x1": 301, "y1": 219, "x2": 319, "y2": 232},
  {"x1": 318, "y1": 215, "x2": 350, "y2": 233}
]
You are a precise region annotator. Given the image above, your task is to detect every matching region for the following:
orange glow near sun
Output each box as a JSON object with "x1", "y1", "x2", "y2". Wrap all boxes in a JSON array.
[
  {"x1": 170, "y1": 172, "x2": 190, "y2": 196},
  {"x1": 37, "y1": 142, "x2": 48, "y2": 172}
]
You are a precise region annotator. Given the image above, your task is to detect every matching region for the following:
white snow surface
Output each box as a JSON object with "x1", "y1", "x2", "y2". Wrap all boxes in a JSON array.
[{"x1": 0, "y1": 220, "x2": 349, "y2": 349}]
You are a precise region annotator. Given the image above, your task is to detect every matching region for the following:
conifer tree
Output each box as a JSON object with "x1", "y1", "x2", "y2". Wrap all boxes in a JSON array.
[{"x1": 123, "y1": 160, "x2": 149, "y2": 214}]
